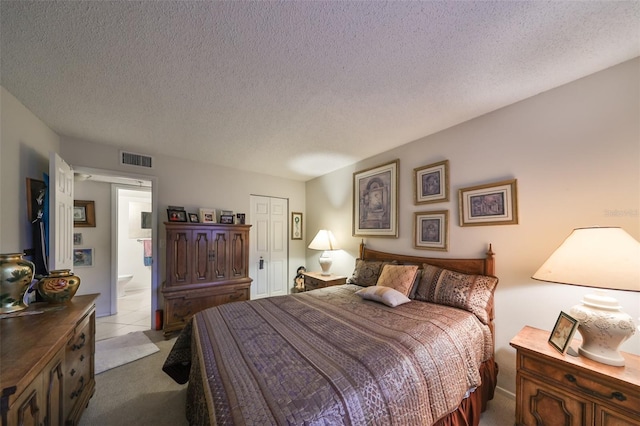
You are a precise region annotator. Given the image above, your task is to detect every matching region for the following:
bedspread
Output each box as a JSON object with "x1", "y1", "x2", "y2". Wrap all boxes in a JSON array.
[{"x1": 163, "y1": 284, "x2": 493, "y2": 425}]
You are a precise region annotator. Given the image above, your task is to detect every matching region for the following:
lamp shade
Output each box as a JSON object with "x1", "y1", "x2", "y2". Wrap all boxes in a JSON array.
[
  {"x1": 532, "y1": 226, "x2": 639, "y2": 366},
  {"x1": 308, "y1": 230, "x2": 339, "y2": 251},
  {"x1": 532, "y1": 227, "x2": 640, "y2": 292}
]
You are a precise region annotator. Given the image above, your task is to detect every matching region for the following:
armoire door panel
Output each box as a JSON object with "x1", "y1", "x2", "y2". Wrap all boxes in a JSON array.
[
  {"x1": 213, "y1": 232, "x2": 228, "y2": 279},
  {"x1": 193, "y1": 231, "x2": 210, "y2": 282},
  {"x1": 170, "y1": 231, "x2": 190, "y2": 285}
]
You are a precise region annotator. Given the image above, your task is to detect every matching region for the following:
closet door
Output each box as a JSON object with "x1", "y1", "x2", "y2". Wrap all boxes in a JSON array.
[{"x1": 249, "y1": 196, "x2": 288, "y2": 299}]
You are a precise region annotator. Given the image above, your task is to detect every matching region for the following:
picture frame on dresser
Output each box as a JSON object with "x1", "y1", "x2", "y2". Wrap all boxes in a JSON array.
[
  {"x1": 199, "y1": 208, "x2": 216, "y2": 223},
  {"x1": 549, "y1": 311, "x2": 579, "y2": 354},
  {"x1": 167, "y1": 208, "x2": 188, "y2": 222}
]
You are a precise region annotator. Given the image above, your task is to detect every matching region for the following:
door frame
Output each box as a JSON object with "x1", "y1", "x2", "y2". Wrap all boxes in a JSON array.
[{"x1": 73, "y1": 166, "x2": 159, "y2": 329}]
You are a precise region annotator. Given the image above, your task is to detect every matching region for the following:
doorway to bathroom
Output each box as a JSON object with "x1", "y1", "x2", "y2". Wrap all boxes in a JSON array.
[{"x1": 113, "y1": 186, "x2": 153, "y2": 334}]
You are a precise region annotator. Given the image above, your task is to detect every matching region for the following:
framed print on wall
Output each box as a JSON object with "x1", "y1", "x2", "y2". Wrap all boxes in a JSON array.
[
  {"x1": 414, "y1": 160, "x2": 449, "y2": 204},
  {"x1": 73, "y1": 248, "x2": 94, "y2": 267},
  {"x1": 26, "y1": 178, "x2": 46, "y2": 222},
  {"x1": 74, "y1": 200, "x2": 96, "y2": 227},
  {"x1": 291, "y1": 212, "x2": 303, "y2": 240},
  {"x1": 414, "y1": 210, "x2": 448, "y2": 251},
  {"x1": 353, "y1": 160, "x2": 399, "y2": 237},
  {"x1": 458, "y1": 179, "x2": 518, "y2": 226}
]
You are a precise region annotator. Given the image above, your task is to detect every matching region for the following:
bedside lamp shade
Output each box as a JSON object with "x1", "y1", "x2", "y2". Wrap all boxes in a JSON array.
[
  {"x1": 308, "y1": 230, "x2": 339, "y2": 276},
  {"x1": 532, "y1": 227, "x2": 639, "y2": 366}
]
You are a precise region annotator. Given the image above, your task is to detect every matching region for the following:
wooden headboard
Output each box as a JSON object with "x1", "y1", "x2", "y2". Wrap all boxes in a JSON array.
[
  {"x1": 359, "y1": 242, "x2": 497, "y2": 342},
  {"x1": 359, "y1": 242, "x2": 495, "y2": 276}
]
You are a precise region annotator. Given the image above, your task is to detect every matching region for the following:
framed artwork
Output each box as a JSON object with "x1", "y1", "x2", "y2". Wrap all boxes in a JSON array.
[
  {"x1": 73, "y1": 248, "x2": 94, "y2": 267},
  {"x1": 26, "y1": 178, "x2": 47, "y2": 222},
  {"x1": 74, "y1": 200, "x2": 96, "y2": 227},
  {"x1": 141, "y1": 212, "x2": 152, "y2": 229},
  {"x1": 220, "y1": 214, "x2": 234, "y2": 224},
  {"x1": 413, "y1": 210, "x2": 448, "y2": 251},
  {"x1": 188, "y1": 213, "x2": 199, "y2": 223},
  {"x1": 199, "y1": 208, "x2": 216, "y2": 223},
  {"x1": 353, "y1": 160, "x2": 399, "y2": 237},
  {"x1": 167, "y1": 209, "x2": 188, "y2": 222},
  {"x1": 291, "y1": 212, "x2": 303, "y2": 240},
  {"x1": 549, "y1": 311, "x2": 579, "y2": 354},
  {"x1": 458, "y1": 179, "x2": 518, "y2": 226},
  {"x1": 414, "y1": 160, "x2": 449, "y2": 204},
  {"x1": 73, "y1": 233, "x2": 82, "y2": 245}
]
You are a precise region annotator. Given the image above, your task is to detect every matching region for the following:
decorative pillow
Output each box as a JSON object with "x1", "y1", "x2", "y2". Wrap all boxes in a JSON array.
[
  {"x1": 347, "y1": 259, "x2": 395, "y2": 287},
  {"x1": 356, "y1": 286, "x2": 411, "y2": 307},
  {"x1": 376, "y1": 264, "x2": 420, "y2": 296},
  {"x1": 413, "y1": 263, "x2": 498, "y2": 325}
]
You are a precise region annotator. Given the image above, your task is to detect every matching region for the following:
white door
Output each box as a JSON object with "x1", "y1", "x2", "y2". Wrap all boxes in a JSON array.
[
  {"x1": 249, "y1": 195, "x2": 288, "y2": 299},
  {"x1": 49, "y1": 152, "x2": 74, "y2": 270}
]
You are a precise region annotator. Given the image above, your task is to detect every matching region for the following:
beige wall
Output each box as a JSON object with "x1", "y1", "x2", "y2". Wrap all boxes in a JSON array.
[
  {"x1": 305, "y1": 58, "x2": 640, "y2": 395},
  {"x1": 1, "y1": 87, "x2": 61, "y2": 253}
]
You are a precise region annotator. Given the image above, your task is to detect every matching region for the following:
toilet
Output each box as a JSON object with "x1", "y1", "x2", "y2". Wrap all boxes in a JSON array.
[{"x1": 117, "y1": 274, "x2": 134, "y2": 298}]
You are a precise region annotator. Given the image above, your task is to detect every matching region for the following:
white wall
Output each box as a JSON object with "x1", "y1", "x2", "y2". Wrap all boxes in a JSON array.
[
  {"x1": 59, "y1": 137, "x2": 307, "y2": 308},
  {"x1": 0, "y1": 87, "x2": 60, "y2": 254},
  {"x1": 305, "y1": 58, "x2": 640, "y2": 395}
]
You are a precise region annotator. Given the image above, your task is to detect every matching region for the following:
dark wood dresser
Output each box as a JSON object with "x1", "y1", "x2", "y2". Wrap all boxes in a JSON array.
[
  {"x1": 1, "y1": 294, "x2": 98, "y2": 426},
  {"x1": 162, "y1": 222, "x2": 252, "y2": 338},
  {"x1": 510, "y1": 326, "x2": 640, "y2": 426}
]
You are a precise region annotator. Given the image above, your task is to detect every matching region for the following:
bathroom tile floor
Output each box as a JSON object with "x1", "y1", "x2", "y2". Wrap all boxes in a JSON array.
[{"x1": 95, "y1": 288, "x2": 152, "y2": 341}]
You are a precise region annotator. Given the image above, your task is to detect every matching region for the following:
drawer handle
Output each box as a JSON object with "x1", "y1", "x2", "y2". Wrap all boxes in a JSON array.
[
  {"x1": 72, "y1": 333, "x2": 86, "y2": 350},
  {"x1": 229, "y1": 293, "x2": 240, "y2": 300},
  {"x1": 564, "y1": 374, "x2": 627, "y2": 401},
  {"x1": 70, "y1": 376, "x2": 85, "y2": 399}
]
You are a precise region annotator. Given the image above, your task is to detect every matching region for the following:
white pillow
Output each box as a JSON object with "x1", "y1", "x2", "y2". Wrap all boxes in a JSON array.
[{"x1": 355, "y1": 286, "x2": 411, "y2": 307}]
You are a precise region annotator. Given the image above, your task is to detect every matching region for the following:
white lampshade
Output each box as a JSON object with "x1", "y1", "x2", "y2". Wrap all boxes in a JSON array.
[
  {"x1": 308, "y1": 230, "x2": 339, "y2": 276},
  {"x1": 532, "y1": 227, "x2": 640, "y2": 366}
]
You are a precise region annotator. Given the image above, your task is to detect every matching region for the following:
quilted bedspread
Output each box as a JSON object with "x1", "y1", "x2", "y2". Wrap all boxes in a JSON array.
[{"x1": 163, "y1": 284, "x2": 493, "y2": 425}]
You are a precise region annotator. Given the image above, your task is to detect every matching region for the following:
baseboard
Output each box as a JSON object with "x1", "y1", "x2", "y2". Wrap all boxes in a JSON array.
[{"x1": 495, "y1": 386, "x2": 516, "y2": 400}]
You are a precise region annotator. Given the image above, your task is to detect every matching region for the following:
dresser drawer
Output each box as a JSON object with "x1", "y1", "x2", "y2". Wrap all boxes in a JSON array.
[{"x1": 521, "y1": 351, "x2": 640, "y2": 417}]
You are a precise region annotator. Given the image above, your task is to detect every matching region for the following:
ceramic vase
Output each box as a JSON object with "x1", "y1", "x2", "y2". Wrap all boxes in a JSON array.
[
  {"x1": 0, "y1": 253, "x2": 35, "y2": 313},
  {"x1": 37, "y1": 269, "x2": 81, "y2": 303}
]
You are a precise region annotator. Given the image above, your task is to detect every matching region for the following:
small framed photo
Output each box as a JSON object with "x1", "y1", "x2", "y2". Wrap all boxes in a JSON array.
[
  {"x1": 199, "y1": 208, "x2": 216, "y2": 223},
  {"x1": 236, "y1": 213, "x2": 246, "y2": 224},
  {"x1": 458, "y1": 179, "x2": 518, "y2": 226},
  {"x1": 549, "y1": 311, "x2": 579, "y2": 354},
  {"x1": 73, "y1": 233, "x2": 82, "y2": 245},
  {"x1": 220, "y1": 214, "x2": 234, "y2": 224},
  {"x1": 414, "y1": 160, "x2": 449, "y2": 204},
  {"x1": 291, "y1": 212, "x2": 303, "y2": 240},
  {"x1": 353, "y1": 160, "x2": 399, "y2": 237},
  {"x1": 413, "y1": 210, "x2": 448, "y2": 251},
  {"x1": 73, "y1": 248, "x2": 94, "y2": 267},
  {"x1": 167, "y1": 209, "x2": 188, "y2": 222},
  {"x1": 188, "y1": 213, "x2": 199, "y2": 223},
  {"x1": 74, "y1": 200, "x2": 96, "y2": 227}
]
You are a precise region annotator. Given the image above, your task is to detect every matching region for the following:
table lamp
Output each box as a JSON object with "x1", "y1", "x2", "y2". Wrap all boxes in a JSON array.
[
  {"x1": 532, "y1": 227, "x2": 639, "y2": 366},
  {"x1": 308, "y1": 230, "x2": 339, "y2": 276}
]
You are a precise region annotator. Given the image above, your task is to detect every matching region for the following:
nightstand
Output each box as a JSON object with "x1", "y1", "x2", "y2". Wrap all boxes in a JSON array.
[
  {"x1": 302, "y1": 272, "x2": 347, "y2": 292},
  {"x1": 510, "y1": 326, "x2": 640, "y2": 426}
]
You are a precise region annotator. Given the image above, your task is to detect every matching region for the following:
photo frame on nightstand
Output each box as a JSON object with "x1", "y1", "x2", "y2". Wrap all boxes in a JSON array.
[{"x1": 549, "y1": 311, "x2": 579, "y2": 354}]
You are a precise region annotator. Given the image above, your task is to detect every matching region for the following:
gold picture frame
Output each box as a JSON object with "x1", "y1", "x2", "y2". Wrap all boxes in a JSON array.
[
  {"x1": 353, "y1": 160, "x2": 399, "y2": 237},
  {"x1": 413, "y1": 210, "x2": 448, "y2": 251},
  {"x1": 74, "y1": 200, "x2": 96, "y2": 227},
  {"x1": 414, "y1": 160, "x2": 449, "y2": 205},
  {"x1": 549, "y1": 311, "x2": 579, "y2": 354},
  {"x1": 458, "y1": 179, "x2": 518, "y2": 226},
  {"x1": 291, "y1": 212, "x2": 303, "y2": 240}
]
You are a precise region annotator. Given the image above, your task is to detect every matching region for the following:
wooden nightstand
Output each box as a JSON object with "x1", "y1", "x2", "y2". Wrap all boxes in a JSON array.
[
  {"x1": 302, "y1": 272, "x2": 347, "y2": 292},
  {"x1": 510, "y1": 326, "x2": 640, "y2": 426}
]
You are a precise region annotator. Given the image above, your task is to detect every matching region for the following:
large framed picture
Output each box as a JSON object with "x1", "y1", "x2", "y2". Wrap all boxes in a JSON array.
[
  {"x1": 73, "y1": 248, "x2": 94, "y2": 267},
  {"x1": 353, "y1": 160, "x2": 399, "y2": 237},
  {"x1": 549, "y1": 311, "x2": 579, "y2": 354},
  {"x1": 74, "y1": 200, "x2": 96, "y2": 227},
  {"x1": 413, "y1": 210, "x2": 448, "y2": 251},
  {"x1": 291, "y1": 212, "x2": 303, "y2": 240},
  {"x1": 414, "y1": 160, "x2": 449, "y2": 204},
  {"x1": 458, "y1": 179, "x2": 518, "y2": 226}
]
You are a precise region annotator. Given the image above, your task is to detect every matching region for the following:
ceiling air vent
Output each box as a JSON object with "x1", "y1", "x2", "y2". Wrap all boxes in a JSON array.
[{"x1": 120, "y1": 151, "x2": 154, "y2": 169}]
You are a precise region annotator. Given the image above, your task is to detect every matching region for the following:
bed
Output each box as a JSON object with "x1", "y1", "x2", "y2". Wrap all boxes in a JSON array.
[{"x1": 163, "y1": 242, "x2": 498, "y2": 426}]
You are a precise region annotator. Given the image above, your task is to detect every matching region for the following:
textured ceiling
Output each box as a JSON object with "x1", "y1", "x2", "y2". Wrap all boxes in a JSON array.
[{"x1": 2, "y1": 1, "x2": 639, "y2": 181}]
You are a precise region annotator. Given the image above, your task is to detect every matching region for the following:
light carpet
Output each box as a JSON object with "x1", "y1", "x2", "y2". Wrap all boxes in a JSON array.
[{"x1": 95, "y1": 331, "x2": 159, "y2": 374}]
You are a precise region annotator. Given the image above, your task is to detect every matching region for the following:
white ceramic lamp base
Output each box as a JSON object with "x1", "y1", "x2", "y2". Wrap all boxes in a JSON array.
[{"x1": 318, "y1": 252, "x2": 332, "y2": 276}]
